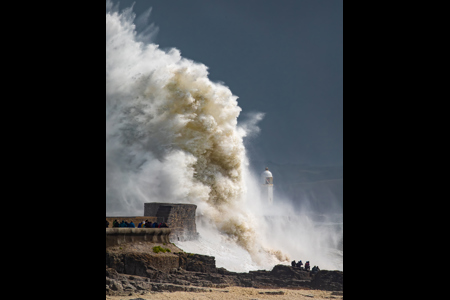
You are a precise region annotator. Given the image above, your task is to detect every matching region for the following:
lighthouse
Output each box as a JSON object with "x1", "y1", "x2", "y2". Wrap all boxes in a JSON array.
[{"x1": 261, "y1": 167, "x2": 274, "y2": 205}]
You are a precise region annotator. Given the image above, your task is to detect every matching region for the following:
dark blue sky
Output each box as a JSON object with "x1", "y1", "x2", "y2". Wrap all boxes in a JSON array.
[{"x1": 108, "y1": 0, "x2": 343, "y2": 167}]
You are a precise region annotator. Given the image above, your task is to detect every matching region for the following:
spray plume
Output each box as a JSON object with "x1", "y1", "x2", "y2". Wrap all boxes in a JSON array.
[
  {"x1": 106, "y1": 3, "x2": 342, "y2": 271},
  {"x1": 106, "y1": 3, "x2": 273, "y2": 261}
]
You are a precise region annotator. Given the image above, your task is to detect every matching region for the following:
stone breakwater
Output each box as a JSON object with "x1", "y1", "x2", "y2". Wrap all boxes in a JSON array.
[
  {"x1": 105, "y1": 241, "x2": 343, "y2": 296},
  {"x1": 144, "y1": 203, "x2": 198, "y2": 242},
  {"x1": 106, "y1": 228, "x2": 172, "y2": 247}
]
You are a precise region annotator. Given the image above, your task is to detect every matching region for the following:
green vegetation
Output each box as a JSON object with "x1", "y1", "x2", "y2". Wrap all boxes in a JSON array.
[{"x1": 152, "y1": 246, "x2": 171, "y2": 254}]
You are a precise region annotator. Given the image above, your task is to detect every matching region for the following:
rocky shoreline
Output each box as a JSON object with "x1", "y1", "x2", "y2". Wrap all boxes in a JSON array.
[{"x1": 106, "y1": 242, "x2": 343, "y2": 297}]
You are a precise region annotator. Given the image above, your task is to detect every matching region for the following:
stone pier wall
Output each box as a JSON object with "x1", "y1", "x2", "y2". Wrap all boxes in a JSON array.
[
  {"x1": 105, "y1": 228, "x2": 171, "y2": 248},
  {"x1": 144, "y1": 203, "x2": 198, "y2": 242}
]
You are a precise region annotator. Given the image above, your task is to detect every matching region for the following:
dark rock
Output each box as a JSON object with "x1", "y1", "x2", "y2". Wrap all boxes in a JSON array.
[
  {"x1": 259, "y1": 291, "x2": 285, "y2": 295},
  {"x1": 310, "y1": 270, "x2": 343, "y2": 291},
  {"x1": 172, "y1": 279, "x2": 191, "y2": 286},
  {"x1": 106, "y1": 250, "x2": 179, "y2": 275},
  {"x1": 106, "y1": 268, "x2": 120, "y2": 280},
  {"x1": 177, "y1": 253, "x2": 217, "y2": 273},
  {"x1": 106, "y1": 251, "x2": 343, "y2": 295},
  {"x1": 271, "y1": 265, "x2": 311, "y2": 280},
  {"x1": 110, "y1": 280, "x2": 123, "y2": 292}
]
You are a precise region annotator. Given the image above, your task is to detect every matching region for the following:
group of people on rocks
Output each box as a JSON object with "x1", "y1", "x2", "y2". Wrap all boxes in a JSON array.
[
  {"x1": 291, "y1": 260, "x2": 320, "y2": 275},
  {"x1": 106, "y1": 219, "x2": 168, "y2": 228}
]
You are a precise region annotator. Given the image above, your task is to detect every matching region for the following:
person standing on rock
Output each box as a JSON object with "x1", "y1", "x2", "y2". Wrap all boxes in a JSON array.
[
  {"x1": 291, "y1": 260, "x2": 296, "y2": 267},
  {"x1": 311, "y1": 266, "x2": 320, "y2": 276},
  {"x1": 296, "y1": 260, "x2": 303, "y2": 269}
]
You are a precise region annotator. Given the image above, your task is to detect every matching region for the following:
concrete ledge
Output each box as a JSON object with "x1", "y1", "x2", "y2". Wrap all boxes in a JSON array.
[{"x1": 106, "y1": 228, "x2": 172, "y2": 247}]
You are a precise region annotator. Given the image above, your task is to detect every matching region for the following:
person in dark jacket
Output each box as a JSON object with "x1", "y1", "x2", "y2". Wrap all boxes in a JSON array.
[
  {"x1": 291, "y1": 260, "x2": 296, "y2": 267},
  {"x1": 145, "y1": 221, "x2": 152, "y2": 228},
  {"x1": 106, "y1": 220, "x2": 109, "y2": 228},
  {"x1": 296, "y1": 260, "x2": 303, "y2": 269},
  {"x1": 128, "y1": 221, "x2": 135, "y2": 228},
  {"x1": 311, "y1": 266, "x2": 320, "y2": 275},
  {"x1": 305, "y1": 261, "x2": 310, "y2": 271}
]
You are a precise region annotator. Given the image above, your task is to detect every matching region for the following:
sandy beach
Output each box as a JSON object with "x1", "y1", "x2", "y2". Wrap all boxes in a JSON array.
[{"x1": 105, "y1": 286, "x2": 342, "y2": 300}]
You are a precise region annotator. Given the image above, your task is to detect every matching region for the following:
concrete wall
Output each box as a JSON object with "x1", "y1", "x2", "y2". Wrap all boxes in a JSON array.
[
  {"x1": 106, "y1": 228, "x2": 171, "y2": 248},
  {"x1": 144, "y1": 203, "x2": 198, "y2": 242}
]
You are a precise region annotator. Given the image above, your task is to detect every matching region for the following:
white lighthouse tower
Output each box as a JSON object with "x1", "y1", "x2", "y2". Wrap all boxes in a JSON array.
[{"x1": 261, "y1": 167, "x2": 274, "y2": 205}]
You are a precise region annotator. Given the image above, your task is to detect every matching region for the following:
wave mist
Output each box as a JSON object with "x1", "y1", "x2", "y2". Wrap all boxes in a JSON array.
[
  {"x1": 106, "y1": 3, "x2": 342, "y2": 272},
  {"x1": 106, "y1": 4, "x2": 284, "y2": 265}
]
